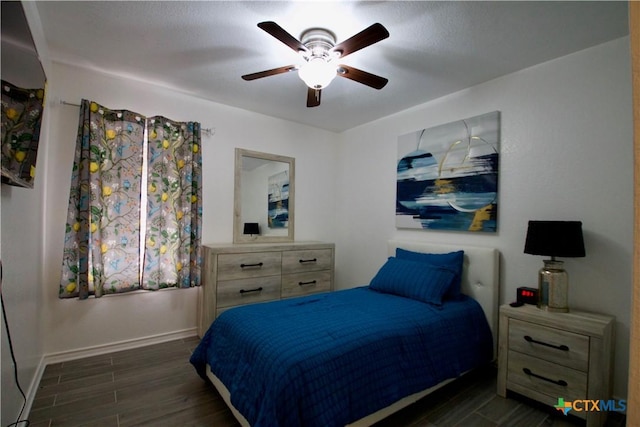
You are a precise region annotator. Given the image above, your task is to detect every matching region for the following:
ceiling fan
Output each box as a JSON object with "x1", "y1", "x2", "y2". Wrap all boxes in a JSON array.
[{"x1": 242, "y1": 21, "x2": 389, "y2": 107}]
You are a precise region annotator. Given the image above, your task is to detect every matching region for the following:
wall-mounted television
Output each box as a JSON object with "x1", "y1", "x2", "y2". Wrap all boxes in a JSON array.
[{"x1": 1, "y1": 1, "x2": 46, "y2": 189}]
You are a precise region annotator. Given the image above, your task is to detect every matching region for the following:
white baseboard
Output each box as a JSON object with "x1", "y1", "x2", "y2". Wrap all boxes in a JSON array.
[
  {"x1": 17, "y1": 355, "x2": 47, "y2": 426},
  {"x1": 43, "y1": 328, "x2": 198, "y2": 365}
]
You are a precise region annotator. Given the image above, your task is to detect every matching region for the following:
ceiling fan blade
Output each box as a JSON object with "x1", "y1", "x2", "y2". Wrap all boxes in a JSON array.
[
  {"x1": 337, "y1": 65, "x2": 388, "y2": 89},
  {"x1": 242, "y1": 65, "x2": 298, "y2": 81},
  {"x1": 331, "y1": 23, "x2": 389, "y2": 59},
  {"x1": 307, "y1": 88, "x2": 321, "y2": 107},
  {"x1": 258, "y1": 21, "x2": 309, "y2": 54}
]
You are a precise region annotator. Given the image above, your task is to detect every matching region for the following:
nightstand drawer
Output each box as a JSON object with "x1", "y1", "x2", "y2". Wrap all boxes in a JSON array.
[
  {"x1": 507, "y1": 350, "x2": 587, "y2": 402},
  {"x1": 509, "y1": 318, "x2": 589, "y2": 371},
  {"x1": 281, "y1": 270, "x2": 332, "y2": 298},
  {"x1": 217, "y1": 276, "x2": 281, "y2": 308},
  {"x1": 217, "y1": 252, "x2": 282, "y2": 280}
]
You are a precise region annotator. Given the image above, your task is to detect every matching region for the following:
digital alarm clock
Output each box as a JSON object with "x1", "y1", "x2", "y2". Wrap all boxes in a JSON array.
[{"x1": 517, "y1": 287, "x2": 539, "y2": 305}]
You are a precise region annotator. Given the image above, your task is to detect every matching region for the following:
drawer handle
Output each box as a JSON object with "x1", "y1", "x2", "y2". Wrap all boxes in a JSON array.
[
  {"x1": 240, "y1": 262, "x2": 264, "y2": 268},
  {"x1": 239, "y1": 287, "x2": 263, "y2": 295},
  {"x1": 522, "y1": 368, "x2": 568, "y2": 387},
  {"x1": 524, "y1": 335, "x2": 569, "y2": 351},
  {"x1": 298, "y1": 280, "x2": 317, "y2": 286},
  {"x1": 299, "y1": 258, "x2": 317, "y2": 264}
]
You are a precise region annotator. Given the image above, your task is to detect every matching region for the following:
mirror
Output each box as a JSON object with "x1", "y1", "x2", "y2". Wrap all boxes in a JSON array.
[
  {"x1": 233, "y1": 148, "x2": 295, "y2": 243},
  {"x1": 1, "y1": 1, "x2": 47, "y2": 188}
]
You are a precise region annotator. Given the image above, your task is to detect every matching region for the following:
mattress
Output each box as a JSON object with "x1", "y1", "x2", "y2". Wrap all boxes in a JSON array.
[{"x1": 190, "y1": 286, "x2": 493, "y2": 427}]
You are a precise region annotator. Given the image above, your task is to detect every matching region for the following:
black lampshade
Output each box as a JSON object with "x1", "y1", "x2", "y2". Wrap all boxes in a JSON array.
[
  {"x1": 243, "y1": 222, "x2": 260, "y2": 235},
  {"x1": 524, "y1": 220, "x2": 585, "y2": 258}
]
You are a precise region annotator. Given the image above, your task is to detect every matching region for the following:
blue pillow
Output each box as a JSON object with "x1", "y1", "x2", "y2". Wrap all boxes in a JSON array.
[
  {"x1": 369, "y1": 257, "x2": 456, "y2": 306},
  {"x1": 396, "y1": 248, "x2": 464, "y2": 299}
]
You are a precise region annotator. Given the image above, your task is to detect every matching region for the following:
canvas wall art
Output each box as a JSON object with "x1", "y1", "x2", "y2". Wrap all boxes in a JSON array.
[
  {"x1": 267, "y1": 170, "x2": 289, "y2": 229},
  {"x1": 396, "y1": 111, "x2": 500, "y2": 232}
]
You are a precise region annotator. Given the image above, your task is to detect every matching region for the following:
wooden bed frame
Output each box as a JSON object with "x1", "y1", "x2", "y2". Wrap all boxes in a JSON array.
[{"x1": 204, "y1": 240, "x2": 500, "y2": 427}]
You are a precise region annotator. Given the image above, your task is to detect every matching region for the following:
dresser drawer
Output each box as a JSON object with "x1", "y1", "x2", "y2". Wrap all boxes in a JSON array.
[
  {"x1": 281, "y1": 270, "x2": 332, "y2": 298},
  {"x1": 509, "y1": 318, "x2": 589, "y2": 371},
  {"x1": 507, "y1": 350, "x2": 587, "y2": 402},
  {"x1": 217, "y1": 276, "x2": 281, "y2": 308},
  {"x1": 217, "y1": 252, "x2": 281, "y2": 280},
  {"x1": 282, "y1": 249, "x2": 333, "y2": 274}
]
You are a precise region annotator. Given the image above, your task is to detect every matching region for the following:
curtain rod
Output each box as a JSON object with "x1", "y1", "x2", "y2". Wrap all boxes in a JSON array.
[{"x1": 60, "y1": 100, "x2": 215, "y2": 137}]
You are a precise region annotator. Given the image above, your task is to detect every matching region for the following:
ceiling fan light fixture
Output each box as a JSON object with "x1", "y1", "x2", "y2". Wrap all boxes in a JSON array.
[
  {"x1": 298, "y1": 57, "x2": 336, "y2": 89},
  {"x1": 244, "y1": 21, "x2": 389, "y2": 106}
]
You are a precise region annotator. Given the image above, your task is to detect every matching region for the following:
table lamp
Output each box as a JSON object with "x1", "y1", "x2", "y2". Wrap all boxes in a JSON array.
[
  {"x1": 243, "y1": 222, "x2": 260, "y2": 236},
  {"x1": 524, "y1": 220, "x2": 585, "y2": 312}
]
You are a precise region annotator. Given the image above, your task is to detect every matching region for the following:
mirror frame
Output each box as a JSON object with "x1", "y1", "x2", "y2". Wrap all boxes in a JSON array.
[{"x1": 233, "y1": 148, "x2": 295, "y2": 244}]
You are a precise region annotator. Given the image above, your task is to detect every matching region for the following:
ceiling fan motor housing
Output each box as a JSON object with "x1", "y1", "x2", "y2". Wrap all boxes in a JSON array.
[{"x1": 300, "y1": 28, "x2": 338, "y2": 60}]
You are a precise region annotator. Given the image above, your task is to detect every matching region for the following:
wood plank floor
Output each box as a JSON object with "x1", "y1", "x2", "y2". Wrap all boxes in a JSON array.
[{"x1": 26, "y1": 337, "x2": 626, "y2": 427}]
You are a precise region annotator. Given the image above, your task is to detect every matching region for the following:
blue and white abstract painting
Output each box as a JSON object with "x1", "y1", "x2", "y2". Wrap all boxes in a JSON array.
[
  {"x1": 267, "y1": 170, "x2": 289, "y2": 229},
  {"x1": 396, "y1": 111, "x2": 500, "y2": 232}
]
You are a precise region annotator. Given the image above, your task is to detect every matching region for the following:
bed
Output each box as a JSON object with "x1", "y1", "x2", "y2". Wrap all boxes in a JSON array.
[{"x1": 190, "y1": 240, "x2": 499, "y2": 427}]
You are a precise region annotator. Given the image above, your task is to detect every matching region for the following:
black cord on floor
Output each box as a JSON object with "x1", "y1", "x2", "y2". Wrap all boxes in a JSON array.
[{"x1": 1, "y1": 289, "x2": 31, "y2": 427}]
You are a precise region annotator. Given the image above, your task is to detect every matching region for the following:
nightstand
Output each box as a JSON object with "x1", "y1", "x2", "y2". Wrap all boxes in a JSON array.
[{"x1": 497, "y1": 304, "x2": 615, "y2": 427}]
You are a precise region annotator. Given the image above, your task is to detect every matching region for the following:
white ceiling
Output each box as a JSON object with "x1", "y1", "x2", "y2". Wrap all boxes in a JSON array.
[{"x1": 32, "y1": 1, "x2": 629, "y2": 132}]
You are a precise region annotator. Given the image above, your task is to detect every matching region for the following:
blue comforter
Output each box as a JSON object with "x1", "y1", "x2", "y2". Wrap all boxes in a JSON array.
[{"x1": 190, "y1": 286, "x2": 492, "y2": 427}]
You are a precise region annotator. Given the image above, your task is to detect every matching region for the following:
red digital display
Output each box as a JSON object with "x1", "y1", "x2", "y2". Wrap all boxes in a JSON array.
[{"x1": 517, "y1": 287, "x2": 538, "y2": 304}]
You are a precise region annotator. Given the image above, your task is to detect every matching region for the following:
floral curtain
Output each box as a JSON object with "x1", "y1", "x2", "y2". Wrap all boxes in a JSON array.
[
  {"x1": 60, "y1": 100, "x2": 145, "y2": 299},
  {"x1": 1, "y1": 80, "x2": 45, "y2": 188},
  {"x1": 60, "y1": 100, "x2": 202, "y2": 299},
  {"x1": 142, "y1": 117, "x2": 202, "y2": 290}
]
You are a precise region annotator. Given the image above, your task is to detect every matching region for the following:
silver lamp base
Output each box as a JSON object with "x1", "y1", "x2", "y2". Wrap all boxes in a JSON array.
[{"x1": 537, "y1": 259, "x2": 569, "y2": 313}]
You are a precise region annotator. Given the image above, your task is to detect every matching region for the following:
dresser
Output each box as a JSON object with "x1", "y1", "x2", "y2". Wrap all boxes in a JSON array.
[
  {"x1": 497, "y1": 304, "x2": 615, "y2": 426},
  {"x1": 197, "y1": 242, "x2": 335, "y2": 337}
]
